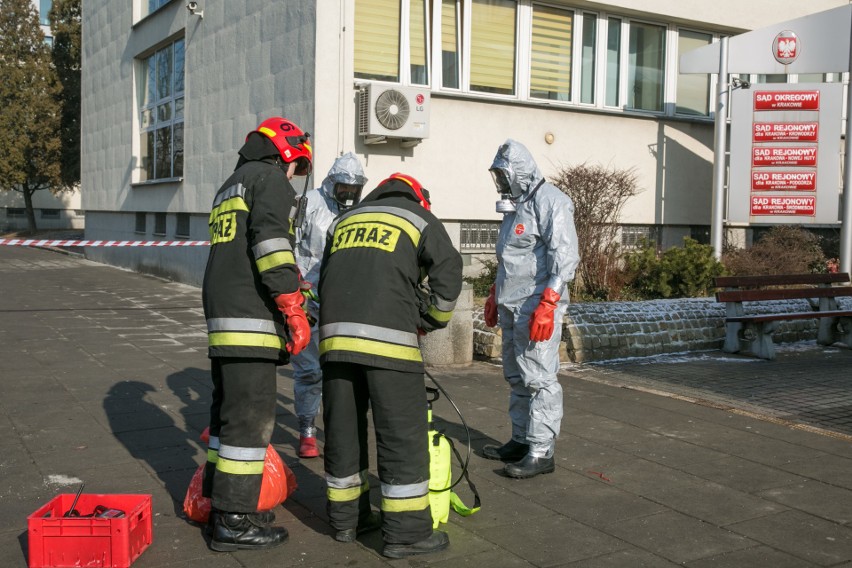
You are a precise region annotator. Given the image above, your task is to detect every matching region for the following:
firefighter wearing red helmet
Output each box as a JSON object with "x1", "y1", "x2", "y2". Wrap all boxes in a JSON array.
[
  {"x1": 201, "y1": 117, "x2": 312, "y2": 551},
  {"x1": 318, "y1": 173, "x2": 463, "y2": 558}
]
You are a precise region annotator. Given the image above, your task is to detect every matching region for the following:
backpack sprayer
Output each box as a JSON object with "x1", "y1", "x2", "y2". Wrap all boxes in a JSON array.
[{"x1": 425, "y1": 370, "x2": 481, "y2": 528}]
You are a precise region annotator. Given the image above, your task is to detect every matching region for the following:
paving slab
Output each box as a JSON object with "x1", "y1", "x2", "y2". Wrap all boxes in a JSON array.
[{"x1": 3, "y1": 244, "x2": 852, "y2": 568}]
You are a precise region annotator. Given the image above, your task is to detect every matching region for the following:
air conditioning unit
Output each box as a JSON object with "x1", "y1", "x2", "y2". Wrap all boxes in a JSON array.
[{"x1": 358, "y1": 84, "x2": 430, "y2": 145}]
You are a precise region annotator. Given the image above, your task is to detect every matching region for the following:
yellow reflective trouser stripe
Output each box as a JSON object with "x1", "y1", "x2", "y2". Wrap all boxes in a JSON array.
[
  {"x1": 320, "y1": 336, "x2": 422, "y2": 362},
  {"x1": 216, "y1": 456, "x2": 264, "y2": 475},
  {"x1": 256, "y1": 251, "x2": 296, "y2": 273},
  {"x1": 427, "y1": 305, "x2": 454, "y2": 323},
  {"x1": 209, "y1": 331, "x2": 285, "y2": 349},
  {"x1": 327, "y1": 482, "x2": 369, "y2": 503},
  {"x1": 382, "y1": 494, "x2": 431, "y2": 513},
  {"x1": 336, "y1": 212, "x2": 421, "y2": 248},
  {"x1": 207, "y1": 449, "x2": 219, "y2": 463}
]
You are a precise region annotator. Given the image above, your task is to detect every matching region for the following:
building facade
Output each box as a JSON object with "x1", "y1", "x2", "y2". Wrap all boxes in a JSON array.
[{"x1": 80, "y1": 0, "x2": 847, "y2": 284}]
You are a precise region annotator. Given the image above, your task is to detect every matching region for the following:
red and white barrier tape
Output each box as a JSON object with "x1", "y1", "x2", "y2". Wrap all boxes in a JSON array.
[{"x1": 0, "y1": 239, "x2": 210, "y2": 247}]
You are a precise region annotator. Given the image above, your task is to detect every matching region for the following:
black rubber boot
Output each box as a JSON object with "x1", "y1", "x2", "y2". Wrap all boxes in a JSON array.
[
  {"x1": 482, "y1": 440, "x2": 529, "y2": 461},
  {"x1": 209, "y1": 511, "x2": 288, "y2": 552},
  {"x1": 205, "y1": 509, "x2": 275, "y2": 537},
  {"x1": 382, "y1": 530, "x2": 450, "y2": 559},
  {"x1": 503, "y1": 454, "x2": 555, "y2": 479},
  {"x1": 334, "y1": 511, "x2": 383, "y2": 543}
]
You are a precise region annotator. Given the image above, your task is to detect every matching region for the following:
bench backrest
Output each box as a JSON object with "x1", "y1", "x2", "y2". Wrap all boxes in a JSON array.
[
  {"x1": 714, "y1": 273, "x2": 850, "y2": 288},
  {"x1": 714, "y1": 272, "x2": 852, "y2": 303}
]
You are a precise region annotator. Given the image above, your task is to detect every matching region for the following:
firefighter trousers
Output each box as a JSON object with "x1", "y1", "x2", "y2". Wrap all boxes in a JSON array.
[
  {"x1": 202, "y1": 357, "x2": 277, "y2": 513},
  {"x1": 322, "y1": 362, "x2": 432, "y2": 544}
]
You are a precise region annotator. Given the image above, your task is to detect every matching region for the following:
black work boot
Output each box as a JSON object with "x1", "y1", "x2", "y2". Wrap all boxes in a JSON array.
[
  {"x1": 482, "y1": 440, "x2": 529, "y2": 461},
  {"x1": 503, "y1": 454, "x2": 555, "y2": 479},
  {"x1": 209, "y1": 511, "x2": 288, "y2": 552},
  {"x1": 334, "y1": 511, "x2": 383, "y2": 543},
  {"x1": 382, "y1": 530, "x2": 450, "y2": 559},
  {"x1": 205, "y1": 509, "x2": 275, "y2": 538}
]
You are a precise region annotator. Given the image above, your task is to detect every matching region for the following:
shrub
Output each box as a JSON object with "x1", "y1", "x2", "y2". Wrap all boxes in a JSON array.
[
  {"x1": 550, "y1": 163, "x2": 640, "y2": 301},
  {"x1": 722, "y1": 226, "x2": 827, "y2": 275},
  {"x1": 624, "y1": 238, "x2": 725, "y2": 299},
  {"x1": 463, "y1": 258, "x2": 498, "y2": 298}
]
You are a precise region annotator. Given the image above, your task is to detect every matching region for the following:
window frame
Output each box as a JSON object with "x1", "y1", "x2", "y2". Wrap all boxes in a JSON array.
[
  {"x1": 360, "y1": 1, "x2": 721, "y2": 120},
  {"x1": 136, "y1": 37, "x2": 185, "y2": 184}
]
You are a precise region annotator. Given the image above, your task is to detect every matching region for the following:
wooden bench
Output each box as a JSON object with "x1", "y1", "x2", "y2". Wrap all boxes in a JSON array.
[{"x1": 714, "y1": 273, "x2": 852, "y2": 360}]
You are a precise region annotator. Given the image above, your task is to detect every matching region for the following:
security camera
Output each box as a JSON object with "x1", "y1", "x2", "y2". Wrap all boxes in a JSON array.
[{"x1": 186, "y1": 1, "x2": 203, "y2": 17}]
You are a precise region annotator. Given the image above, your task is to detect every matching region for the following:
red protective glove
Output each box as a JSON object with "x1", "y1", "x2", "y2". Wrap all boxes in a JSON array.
[
  {"x1": 529, "y1": 288, "x2": 560, "y2": 342},
  {"x1": 484, "y1": 284, "x2": 498, "y2": 327},
  {"x1": 274, "y1": 290, "x2": 311, "y2": 355}
]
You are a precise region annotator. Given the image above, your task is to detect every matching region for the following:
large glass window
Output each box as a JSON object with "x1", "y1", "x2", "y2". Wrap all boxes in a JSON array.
[
  {"x1": 409, "y1": 0, "x2": 429, "y2": 85},
  {"x1": 441, "y1": 0, "x2": 460, "y2": 89},
  {"x1": 142, "y1": 0, "x2": 170, "y2": 19},
  {"x1": 355, "y1": 0, "x2": 401, "y2": 82},
  {"x1": 580, "y1": 13, "x2": 597, "y2": 104},
  {"x1": 470, "y1": 0, "x2": 516, "y2": 95},
  {"x1": 39, "y1": 0, "x2": 52, "y2": 26},
  {"x1": 627, "y1": 21, "x2": 665, "y2": 112},
  {"x1": 676, "y1": 30, "x2": 711, "y2": 116},
  {"x1": 529, "y1": 4, "x2": 572, "y2": 101},
  {"x1": 605, "y1": 18, "x2": 622, "y2": 107},
  {"x1": 139, "y1": 39, "x2": 184, "y2": 181}
]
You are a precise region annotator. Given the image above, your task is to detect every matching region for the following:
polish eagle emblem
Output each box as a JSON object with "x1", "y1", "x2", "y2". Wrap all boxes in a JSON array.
[{"x1": 773, "y1": 31, "x2": 799, "y2": 64}]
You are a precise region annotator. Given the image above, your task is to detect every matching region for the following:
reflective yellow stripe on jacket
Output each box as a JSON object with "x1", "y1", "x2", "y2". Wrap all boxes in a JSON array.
[
  {"x1": 207, "y1": 317, "x2": 287, "y2": 351},
  {"x1": 319, "y1": 322, "x2": 422, "y2": 363}
]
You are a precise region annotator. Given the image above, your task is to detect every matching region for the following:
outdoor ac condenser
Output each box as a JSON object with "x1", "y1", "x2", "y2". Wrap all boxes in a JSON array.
[{"x1": 357, "y1": 84, "x2": 430, "y2": 144}]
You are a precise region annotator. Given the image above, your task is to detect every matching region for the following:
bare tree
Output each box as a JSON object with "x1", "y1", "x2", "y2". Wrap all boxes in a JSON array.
[{"x1": 551, "y1": 163, "x2": 640, "y2": 300}]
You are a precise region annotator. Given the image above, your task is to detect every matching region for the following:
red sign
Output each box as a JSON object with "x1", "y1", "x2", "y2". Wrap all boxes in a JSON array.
[
  {"x1": 751, "y1": 195, "x2": 815, "y2": 216},
  {"x1": 773, "y1": 31, "x2": 799, "y2": 64},
  {"x1": 751, "y1": 171, "x2": 817, "y2": 191},
  {"x1": 752, "y1": 147, "x2": 817, "y2": 167},
  {"x1": 754, "y1": 91, "x2": 820, "y2": 110},
  {"x1": 753, "y1": 122, "x2": 819, "y2": 142}
]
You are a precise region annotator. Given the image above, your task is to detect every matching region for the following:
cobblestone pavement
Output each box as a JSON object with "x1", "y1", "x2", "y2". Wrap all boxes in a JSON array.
[{"x1": 578, "y1": 345, "x2": 852, "y2": 439}]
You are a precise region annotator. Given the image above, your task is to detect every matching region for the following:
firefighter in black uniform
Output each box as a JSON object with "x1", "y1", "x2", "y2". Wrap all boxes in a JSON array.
[
  {"x1": 319, "y1": 173, "x2": 463, "y2": 558},
  {"x1": 201, "y1": 117, "x2": 312, "y2": 552}
]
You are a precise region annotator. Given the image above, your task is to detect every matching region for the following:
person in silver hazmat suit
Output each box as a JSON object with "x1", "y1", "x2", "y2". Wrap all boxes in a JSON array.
[
  {"x1": 292, "y1": 152, "x2": 367, "y2": 458},
  {"x1": 481, "y1": 139, "x2": 580, "y2": 479}
]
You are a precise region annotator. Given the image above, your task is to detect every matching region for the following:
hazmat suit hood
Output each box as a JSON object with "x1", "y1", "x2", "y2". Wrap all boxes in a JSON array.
[
  {"x1": 490, "y1": 139, "x2": 545, "y2": 200},
  {"x1": 318, "y1": 152, "x2": 368, "y2": 206}
]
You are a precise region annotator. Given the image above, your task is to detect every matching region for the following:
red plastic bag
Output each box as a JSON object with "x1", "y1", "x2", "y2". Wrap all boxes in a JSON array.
[{"x1": 184, "y1": 428, "x2": 298, "y2": 523}]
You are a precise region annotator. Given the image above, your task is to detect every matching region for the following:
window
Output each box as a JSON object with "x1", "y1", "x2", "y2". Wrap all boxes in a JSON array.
[
  {"x1": 470, "y1": 0, "x2": 516, "y2": 95},
  {"x1": 41, "y1": 209, "x2": 60, "y2": 219},
  {"x1": 39, "y1": 0, "x2": 52, "y2": 26},
  {"x1": 355, "y1": 0, "x2": 400, "y2": 82},
  {"x1": 529, "y1": 4, "x2": 572, "y2": 101},
  {"x1": 135, "y1": 212, "x2": 147, "y2": 233},
  {"x1": 440, "y1": 0, "x2": 460, "y2": 89},
  {"x1": 176, "y1": 213, "x2": 190, "y2": 237},
  {"x1": 6, "y1": 208, "x2": 26, "y2": 218},
  {"x1": 627, "y1": 21, "x2": 666, "y2": 112},
  {"x1": 579, "y1": 13, "x2": 597, "y2": 104},
  {"x1": 676, "y1": 30, "x2": 711, "y2": 116},
  {"x1": 139, "y1": 39, "x2": 184, "y2": 182},
  {"x1": 621, "y1": 225, "x2": 659, "y2": 249},
  {"x1": 689, "y1": 225, "x2": 710, "y2": 245},
  {"x1": 153, "y1": 213, "x2": 167, "y2": 236},
  {"x1": 142, "y1": 0, "x2": 170, "y2": 19},
  {"x1": 605, "y1": 18, "x2": 622, "y2": 107},
  {"x1": 410, "y1": 0, "x2": 429, "y2": 85},
  {"x1": 460, "y1": 221, "x2": 500, "y2": 249}
]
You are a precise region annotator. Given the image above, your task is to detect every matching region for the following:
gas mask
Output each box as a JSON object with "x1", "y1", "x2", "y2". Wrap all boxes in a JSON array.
[
  {"x1": 333, "y1": 183, "x2": 363, "y2": 210},
  {"x1": 491, "y1": 169, "x2": 517, "y2": 214}
]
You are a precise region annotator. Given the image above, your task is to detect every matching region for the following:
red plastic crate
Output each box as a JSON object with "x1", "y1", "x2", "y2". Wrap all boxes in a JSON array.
[{"x1": 27, "y1": 493, "x2": 153, "y2": 568}]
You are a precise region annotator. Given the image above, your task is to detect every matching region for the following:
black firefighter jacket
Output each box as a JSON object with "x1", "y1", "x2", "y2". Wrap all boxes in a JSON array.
[
  {"x1": 318, "y1": 179, "x2": 463, "y2": 373},
  {"x1": 202, "y1": 134, "x2": 300, "y2": 363}
]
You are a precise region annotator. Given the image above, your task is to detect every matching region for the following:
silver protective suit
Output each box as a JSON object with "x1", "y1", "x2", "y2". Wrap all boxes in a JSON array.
[
  {"x1": 491, "y1": 139, "x2": 579, "y2": 458},
  {"x1": 292, "y1": 152, "x2": 367, "y2": 432}
]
